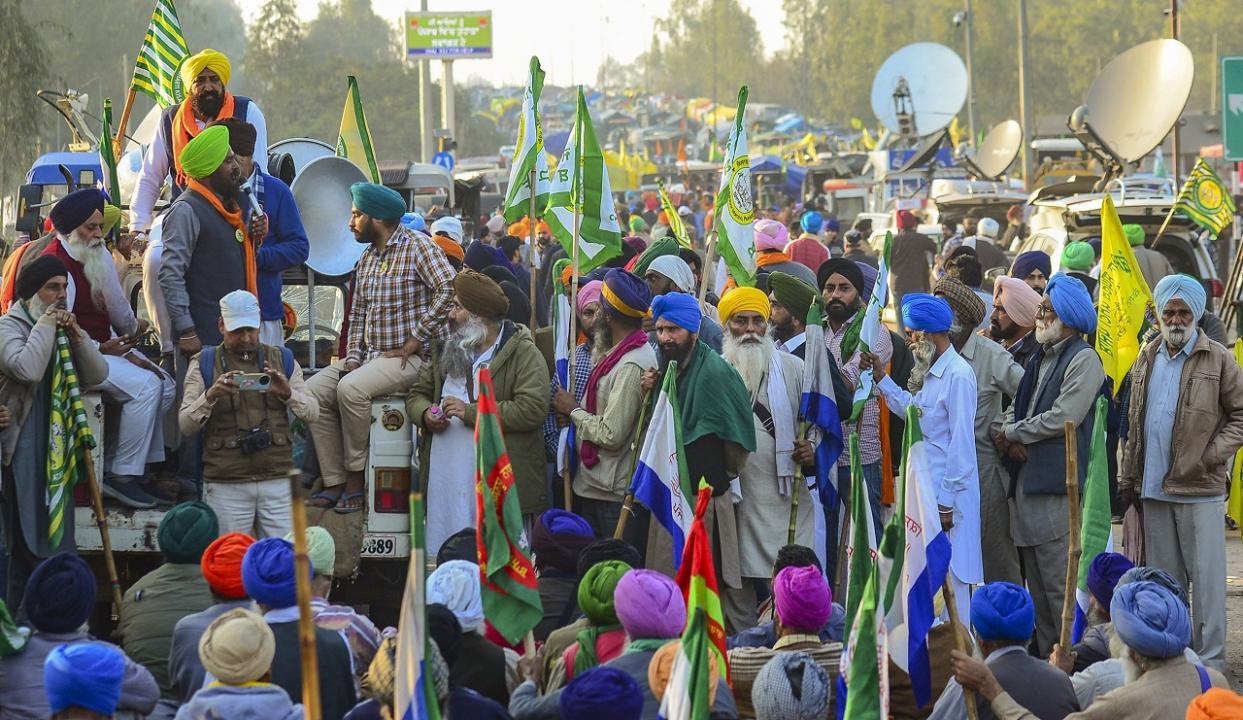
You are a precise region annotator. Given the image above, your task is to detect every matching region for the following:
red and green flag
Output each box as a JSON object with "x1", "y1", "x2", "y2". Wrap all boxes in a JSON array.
[
  {"x1": 674, "y1": 480, "x2": 729, "y2": 684},
  {"x1": 474, "y1": 367, "x2": 542, "y2": 644}
]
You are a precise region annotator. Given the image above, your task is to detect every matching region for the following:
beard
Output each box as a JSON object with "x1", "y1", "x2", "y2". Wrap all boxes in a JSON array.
[
  {"x1": 66, "y1": 232, "x2": 113, "y2": 309},
  {"x1": 770, "y1": 317, "x2": 795, "y2": 343},
  {"x1": 949, "y1": 318, "x2": 967, "y2": 346},
  {"x1": 207, "y1": 169, "x2": 242, "y2": 205},
  {"x1": 355, "y1": 218, "x2": 383, "y2": 245},
  {"x1": 191, "y1": 89, "x2": 224, "y2": 118},
  {"x1": 658, "y1": 335, "x2": 695, "y2": 369},
  {"x1": 589, "y1": 318, "x2": 613, "y2": 365},
  {"x1": 1035, "y1": 316, "x2": 1065, "y2": 345},
  {"x1": 1119, "y1": 648, "x2": 1147, "y2": 685},
  {"x1": 1160, "y1": 319, "x2": 1192, "y2": 350},
  {"x1": 440, "y1": 315, "x2": 487, "y2": 379},
  {"x1": 826, "y1": 299, "x2": 859, "y2": 323},
  {"x1": 989, "y1": 316, "x2": 1021, "y2": 341},
  {"x1": 907, "y1": 336, "x2": 937, "y2": 392},
  {"x1": 722, "y1": 331, "x2": 775, "y2": 393}
]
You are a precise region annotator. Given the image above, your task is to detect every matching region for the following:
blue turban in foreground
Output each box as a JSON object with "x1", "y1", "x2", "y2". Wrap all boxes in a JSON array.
[
  {"x1": 601, "y1": 268, "x2": 652, "y2": 319},
  {"x1": 45, "y1": 642, "x2": 125, "y2": 716},
  {"x1": 1118, "y1": 566, "x2": 1187, "y2": 607},
  {"x1": 1153, "y1": 273, "x2": 1207, "y2": 322},
  {"x1": 242, "y1": 538, "x2": 307, "y2": 609},
  {"x1": 971, "y1": 582, "x2": 1035, "y2": 642},
  {"x1": 1046, "y1": 273, "x2": 1097, "y2": 334},
  {"x1": 49, "y1": 188, "x2": 107, "y2": 235},
  {"x1": 1111, "y1": 580, "x2": 1191, "y2": 659},
  {"x1": 560, "y1": 666, "x2": 642, "y2": 720},
  {"x1": 901, "y1": 293, "x2": 953, "y2": 333},
  {"x1": 349, "y1": 182, "x2": 406, "y2": 221},
  {"x1": 1087, "y1": 552, "x2": 1134, "y2": 609},
  {"x1": 25, "y1": 553, "x2": 96, "y2": 633},
  {"x1": 651, "y1": 292, "x2": 702, "y2": 333},
  {"x1": 1011, "y1": 251, "x2": 1051, "y2": 281}
]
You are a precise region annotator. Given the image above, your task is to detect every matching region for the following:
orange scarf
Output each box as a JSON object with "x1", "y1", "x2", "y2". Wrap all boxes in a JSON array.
[
  {"x1": 186, "y1": 177, "x2": 257, "y2": 297},
  {"x1": 172, "y1": 93, "x2": 236, "y2": 186},
  {"x1": 755, "y1": 250, "x2": 791, "y2": 267}
]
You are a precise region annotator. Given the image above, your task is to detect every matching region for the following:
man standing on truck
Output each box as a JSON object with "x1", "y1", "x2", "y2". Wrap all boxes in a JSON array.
[
  {"x1": 305, "y1": 182, "x2": 456, "y2": 514},
  {"x1": 129, "y1": 49, "x2": 268, "y2": 237},
  {"x1": 179, "y1": 291, "x2": 318, "y2": 537}
]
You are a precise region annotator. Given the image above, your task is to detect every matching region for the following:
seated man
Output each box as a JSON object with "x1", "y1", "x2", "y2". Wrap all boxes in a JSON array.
[
  {"x1": 930, "y1": 581, "x2": 1079, "y2": 720},
  {"x1": 294, "y1": 526, "x2": 382, "y2": 679},
  {"x1": 42, "y1": 642, "x2": 128, "y2": 720},
  {"x1": 728, "y1": 544, "x2": 846, "y2": 649},
  {"x1": 306, "y1": 183, "x2": 455, "y2": 513},
  {"x1": 42, "y1": 188, "x2": 175, "y2": 508},
  {"x1": 179, "y1": 291, "x2": 318, "y2": 537},
  {"x1": 0, "y1": 256, "x2": 107, "y2": 608}
]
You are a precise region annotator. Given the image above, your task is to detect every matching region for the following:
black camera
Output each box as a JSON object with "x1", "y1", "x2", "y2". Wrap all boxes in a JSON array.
[{"x1": 236, "y1": 426, "x2": 272, "y2": 455}]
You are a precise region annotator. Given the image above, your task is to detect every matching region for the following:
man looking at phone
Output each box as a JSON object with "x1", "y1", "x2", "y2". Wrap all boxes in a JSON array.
[
  {"x1": 40, "y1": 188, "x2": 175, "y2": 509},
  {"x1": 179, "y1": 290, "x2": 318, "y2": 537}
]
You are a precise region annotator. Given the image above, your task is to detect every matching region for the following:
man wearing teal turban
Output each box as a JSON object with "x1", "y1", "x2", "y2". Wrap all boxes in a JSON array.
[
  {"x1": 130, "y1": 48, "x2": 267, "y2": 234},
  {"x1": 1117, "y1": 273, "x2": 1243, "y2": 674}
]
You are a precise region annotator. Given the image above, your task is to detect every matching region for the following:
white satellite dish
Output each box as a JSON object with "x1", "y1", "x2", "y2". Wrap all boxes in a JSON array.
[
  {"x1": 871, "y1": 42, "x2": 968, "y2": 139},
  {"x1": 1081, "y1": 39, "x2": 1194, "y2": 164},
  {"x1": 961, "y1": 120, "x2": 1023, "y2": 180}
]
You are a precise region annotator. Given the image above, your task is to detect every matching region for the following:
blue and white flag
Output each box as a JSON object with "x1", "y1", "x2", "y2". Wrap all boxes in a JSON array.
[
  {"x1": 631, "y1": 361, "x2": 694, "y2": 567},
  {"x1": 396, "y1": 493, "x2": 440, "y2": 720},
  {"x1": 800, "y1": 302, "x2": 844, "y2": 508},
  {"x1": 878, "y1": 407, "x2": 952, "y2": 710},
  {"x1": 845, "y1": 232, "x2": 892, "y2": 423},
  {"x1": 552, "y1": 289, "x2": 575, "y2": 475}
]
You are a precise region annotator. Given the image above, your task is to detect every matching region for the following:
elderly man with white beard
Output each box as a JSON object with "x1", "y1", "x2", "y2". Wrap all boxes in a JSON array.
[
  {"x1": 716, "y1": 287, "x2": 817, "y2": 625},
  {"x1": 861, "y1": 293, "x2": 981, "y2": 625},
  {"x1": 408, "y1": 270, "x2": 549, "y2": 554},
  {"x1": 994, "y1": 274, "x2": 1105, "y2": 656},
  {"x1": 39, "y1": 189, "x2": 175, "y2": 508},
  {"x1": 1117, "y1": 274, "x2": 1243, "y2": 673}
]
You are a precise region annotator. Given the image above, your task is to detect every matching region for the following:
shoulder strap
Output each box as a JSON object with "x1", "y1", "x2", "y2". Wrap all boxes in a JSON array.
[
  {"x1": 281, "y1": 346, "x2": 294, "y2": 377},
  {"x1": 200, "y1": 346, "x2": 217, "y2": 387},
  {"x1": 232, "y1": 95, "x2": 252, "y2": 119},
  {"x1": 1196, "y1": 663, "x2": 1212, "y2": 693}
]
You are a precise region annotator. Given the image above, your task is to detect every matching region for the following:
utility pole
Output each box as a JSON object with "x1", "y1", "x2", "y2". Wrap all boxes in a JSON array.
[
  {"x1": 963, "y1": 0, "x2": 978, "y2": 146},
  {"x1": 417, "y1": 0, "x2": 434, "y2": 163},
  {"x1": 1017, "y1": 0, "x2": 1033, "y2": 188},
  {"x1": 441, "y1": 60, "x2": 454, "y2": 152},
  {"x1": 1170, "y1": 0, "x2": 1181, "y2": 185}
]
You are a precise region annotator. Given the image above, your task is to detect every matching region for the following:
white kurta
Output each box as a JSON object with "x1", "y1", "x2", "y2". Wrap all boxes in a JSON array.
[{"x1": 876, "y1": 346, "x2": 983, "y2": 585}]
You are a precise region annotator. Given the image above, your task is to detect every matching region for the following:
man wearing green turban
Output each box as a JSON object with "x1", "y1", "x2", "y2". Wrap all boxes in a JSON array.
[
  {"x1": 116, "y1": 501, "x2": 219, "y2": 699},
  {"x1": 1122, "y1": 223, "x2": 1173, "y2": 289},
  {"x1": 767, "y1": 271, "x2": 853, "y2": 410},
  {"x1": 1059, "y1": 241, "x2": 1098, "y2": 296},
  {"x1": 548, "y1": 560, "x2": 632, "y2": 688}
]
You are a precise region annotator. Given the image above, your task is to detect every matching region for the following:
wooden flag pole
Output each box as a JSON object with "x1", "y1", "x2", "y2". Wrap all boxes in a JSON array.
[
  {"x1": 288, "y1": 472, "x2": 323, "y2": 720},
  {"x1": 112, "y1": 88, "x2": 138, "y2": 160},
  {"x1": 788, "y1": 421, "x2": 809, "y2": 545},
  {"x1": 941, "y1": 577, "x2": 979, "y2": 720},
  {"x1": 612, "y1": 388, "x2": 653, "y2": 540},
  {"x1": 1059, "y1": 421, "x2": 1082, "y2": 653},
  {"x1": 698, "y1": 229, "x2": 718, "y2": 303},
  {"x1": 81, "y1": 448, "x2": 124, "y2": 620},
  {"x1": 528, "y1": 167, "x2": 539, "y2": 328}
]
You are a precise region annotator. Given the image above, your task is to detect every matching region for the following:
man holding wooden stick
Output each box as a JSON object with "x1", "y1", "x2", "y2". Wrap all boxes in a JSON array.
[{"x1": 994, "y1": 274, "x2": 1104, "y2": 656}]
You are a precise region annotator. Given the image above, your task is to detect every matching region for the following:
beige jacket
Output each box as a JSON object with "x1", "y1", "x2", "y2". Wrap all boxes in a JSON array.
[{"x1": 1119, "y1": 330, "x2": 1243, "y2": 497}]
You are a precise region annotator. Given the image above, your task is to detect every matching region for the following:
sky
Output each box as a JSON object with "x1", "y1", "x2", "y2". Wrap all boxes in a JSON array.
[{"x1": 239, "y1": 0, "x2": 789, "y2": 87}]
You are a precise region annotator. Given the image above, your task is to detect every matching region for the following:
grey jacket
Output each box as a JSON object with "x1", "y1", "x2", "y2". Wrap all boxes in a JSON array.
[
  {"x1": 0, "y1": 302, "x2": 108, "y2": 464},
  {"x1": 173, "y1": 683, "x2": 304, "y2": 720},
  {"x1": 0, "y1": 632, "x2": 159, "y2": 720}
]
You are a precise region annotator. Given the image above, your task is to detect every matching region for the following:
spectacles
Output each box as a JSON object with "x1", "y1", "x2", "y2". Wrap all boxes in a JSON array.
[{"x1": 1035, "y1": 303, "x2": 1054, "y2": 317}]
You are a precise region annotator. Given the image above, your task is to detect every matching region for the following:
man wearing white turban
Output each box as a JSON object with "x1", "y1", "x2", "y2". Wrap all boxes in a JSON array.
[{"x1": 1118, "y1": 274, "x2": 1243, "y2": 673}]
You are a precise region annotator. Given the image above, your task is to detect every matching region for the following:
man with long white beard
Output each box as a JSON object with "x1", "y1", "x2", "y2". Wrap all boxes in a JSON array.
[
  {"x1": 994, "y1": 274, "x2": 1105, "y2": 655},
  {"x1": 1117, "y1": 274, "x2": 1243, "y2": 673},
  {"x1": 717, "y1": 287, "x2": 816, "y2": 626},
  {"x1": 41, "y1": 189, "x2": 175, "y2": 508},
  {"x1": 862, "y1": 294, "x2": 980, "y2": 624},
  {"x1": 408, "y1": 270, "x2": 549, "y2": 554}
]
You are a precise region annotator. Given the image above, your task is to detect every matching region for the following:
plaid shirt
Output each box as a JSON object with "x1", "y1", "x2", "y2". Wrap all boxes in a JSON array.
[
  {"x1": 824, "y1": 312, "x2": 893, "y2": 465},
  {"x1": 542, "y1": 343, "x2": 594, "y2": 457},
  {"x1": 346, "y1": 226, "x2": 455, "y2": 363}
]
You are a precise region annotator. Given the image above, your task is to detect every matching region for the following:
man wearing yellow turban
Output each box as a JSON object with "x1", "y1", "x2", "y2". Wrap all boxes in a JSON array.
[
  {"x1": 716, "y1": 286, "x2": 816, "y2": 630},
  {"x1": 129, "y1": 48, "x2": 268, "y2": 236}
]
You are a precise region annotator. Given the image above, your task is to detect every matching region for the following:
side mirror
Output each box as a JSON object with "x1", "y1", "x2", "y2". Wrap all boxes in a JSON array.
[{"x1": 14, "y1": 184, "x2": 43, "y2": 234}]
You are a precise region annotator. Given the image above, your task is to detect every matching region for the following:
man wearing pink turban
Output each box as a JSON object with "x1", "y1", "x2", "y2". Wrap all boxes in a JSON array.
[
  {"x1": 754, "y1": 219, "x2": 818, "y2": 288},
  {"x1": 990, "y1": 276, "x2": 1041, "y2": 369}
]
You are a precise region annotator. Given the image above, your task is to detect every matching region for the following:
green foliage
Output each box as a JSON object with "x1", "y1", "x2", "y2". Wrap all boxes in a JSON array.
[{"x1": 0, "y1": 0, "x2": 48, "y2": 195}]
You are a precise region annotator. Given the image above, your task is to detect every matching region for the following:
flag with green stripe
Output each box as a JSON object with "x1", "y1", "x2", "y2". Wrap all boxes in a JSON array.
[
  {"x1": 842, "y1": 560, "x2": 887, "y2": 719},
  {"x1": 713, "y1": 86, "x2": 757, "y2": 287},
  {"x1": 675, "y1": 480, "x2": 730, "y2": 685},
  {"x1": 474, "y1": 367, "x2": 542, "y2": 643},
  {"x1": 1173, "y1": 158, "x2": 1237, "y2": 236},
  {"x1": 841, "y1": 232, "x2": 892, "y2": 423},
  {"x1": 47, "y1": 327, "x2": 97, "y2": 548},
  {"x1": 503, "y1": 56, "x2": 551, "y2": 223},
  {"x1": 337, "y1": 76, "x2": 381, "y2": 183},
  {"x1": 130, "y1": 0, "x2": 190, "y2": 108}
]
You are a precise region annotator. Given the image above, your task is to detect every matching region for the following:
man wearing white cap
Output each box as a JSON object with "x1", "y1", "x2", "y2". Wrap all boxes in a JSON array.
[
  {"x1": 430, "y1": 216, "x2": 465, "y2": 246},
  {"x1": 485, "y1": 214, "x2": 506, "y2": 245},
  {"x1": 968, "y1": 217, "x2": 1010, "y2": 272},
  {"x1": 643, "y1": 255, "x2": 723, "y2": 353},
  {"x1": 179, "y1": 290, "x2": 319, "y2": 537}
]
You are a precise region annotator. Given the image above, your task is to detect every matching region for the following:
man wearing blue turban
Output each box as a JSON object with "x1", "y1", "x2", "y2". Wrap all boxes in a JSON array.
[
  {"x1": 930, "y1": 582, "x2": 1079, "y2": 720},
  {"x1": 995, "y1": 273, "x2": 1105, "y2": 656},
  {"x1": 864, "y1": 294, "x2": 981, "y2": 625},
  {"x1": 1117, "y1": 274, "x2": 1243, "y2": 674}
]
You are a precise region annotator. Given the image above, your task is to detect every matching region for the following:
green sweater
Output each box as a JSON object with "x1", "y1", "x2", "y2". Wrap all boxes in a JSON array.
[{"x1": 116, "y1": 562, "x2": 213, "y2": 698}]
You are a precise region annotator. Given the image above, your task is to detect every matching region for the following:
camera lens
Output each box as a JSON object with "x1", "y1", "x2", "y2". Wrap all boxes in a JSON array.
[{"x1": 259, "y1": 375, "x2": 270, "y2": 386}]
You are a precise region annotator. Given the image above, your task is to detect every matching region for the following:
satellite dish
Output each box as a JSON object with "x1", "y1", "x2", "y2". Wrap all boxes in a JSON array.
[
  {"x1": 898, "y1": 129, "x2": 951, "y2": 173},
  {"x1": 1082, "y1": 39, "x2": 1193, "y2": 165},
  {"x1": 292, "y1": 155, "x2": 367, "y2": 277},
  {"x1": 871, "y1": 43, "x2": 968, "y2": 139},
  {"x1": 961, "y1": 120, "x2": 1022, "y2": 180}
]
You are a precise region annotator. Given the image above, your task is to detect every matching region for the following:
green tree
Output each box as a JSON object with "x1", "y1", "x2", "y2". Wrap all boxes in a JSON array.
[{"x1": 0, "y1": 0, "x2": 49, "y2": 197}]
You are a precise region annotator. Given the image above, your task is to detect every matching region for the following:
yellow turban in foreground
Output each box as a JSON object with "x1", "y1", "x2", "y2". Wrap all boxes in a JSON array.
[
  {"x1": 181, "y1": 48, "x2": 232, "y2": 89},
  {"x1": 717, "y1": 286, "x2": 771, "y2": 323},
  {"x1": 179, "y1": 125, "x2": 231, "y2": 179}
]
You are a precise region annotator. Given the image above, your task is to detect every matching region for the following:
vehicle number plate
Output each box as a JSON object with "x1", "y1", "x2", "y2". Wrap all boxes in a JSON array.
[{"x1": 361, "y1": 535, "x2": 397, "y2": 557}]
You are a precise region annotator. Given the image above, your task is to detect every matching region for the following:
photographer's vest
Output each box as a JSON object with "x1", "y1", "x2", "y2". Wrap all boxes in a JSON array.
[{"x1": 200, "y1": 344, "x2": 294, "y2": 482}]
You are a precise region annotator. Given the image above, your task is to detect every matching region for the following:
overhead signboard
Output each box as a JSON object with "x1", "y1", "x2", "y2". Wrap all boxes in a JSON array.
[
  {"x1": 1224, "y1": 57, "x2": 1243, "y2": 161},
  {"x1": 405, "y1": 11, "x2": 492, "y2": 60}
]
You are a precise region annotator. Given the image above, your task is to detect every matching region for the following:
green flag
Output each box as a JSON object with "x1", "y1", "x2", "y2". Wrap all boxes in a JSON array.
[
  {"x1": 545, "y1": 87, "x2": 622, "y2": 274},
  {"x1": 474, "y1": 367, "x2": 542, "y2": 643},
  {"x1": 713, "y1": 86, "x2": 757, "y2": 287},
  {"x1": 47, "y1": 328, "x2": 97, "y2": 547},
  {"x1": 1172, "y1": 158, "x2": 1237, "y2": 236},
  {"x1": 1072, "y1": 395, "x2": 1112, "y2": 643},
  {"x1": 130, "y1": 0, "x2": 190, "y2": 108},
  {"x1": 842, "y1": 565, "x2": 886, "y2": 719},
  {"x1": 337, "y1": 76, "x2": 381, "y2": 183},
  {"x1": 503, "y1": 56, "x2": 551, "y2": 223}
]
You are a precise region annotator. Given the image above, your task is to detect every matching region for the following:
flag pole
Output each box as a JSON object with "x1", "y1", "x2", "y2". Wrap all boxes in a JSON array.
[
  {"x1": 788, "y1": 420, "x2": 809, "y2": 545},
  {"x1": 112, "y1": 88, "x2": 138, "y2": 160},
  {"x1": 613, "y1": 388, "x2": 653, "y2": 539},
  {"x1": 1059, "y1": 421, "x2": 1082, "y2": 653},
  {"x1": 528, "y1": 168, "x2": 539, "y2": 328},
  {"x1": 564, "y1": 163, "x2": 581, "y2": 513},
  {"x1": 941, "y1": 577, "x2": 979, "y2": 720},
  {"x1": 698, "y1": 229, "x2": 718, "y2": 302},
  {"x1": 288, "y1": 471, "x2": 323, "y2": 720},
  {"x1": 81, "y1": 447, "x2": 124, "y2": 620}
]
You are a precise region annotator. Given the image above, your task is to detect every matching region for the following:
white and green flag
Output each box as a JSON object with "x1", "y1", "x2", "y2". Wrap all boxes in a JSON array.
[
  {"x1": 503, "y1": 56, "x2": 551, "y2": 223},
  {"x1": 713, "y1": 86, "x2": 757, "y2": 287},
  {"x1": 545, "y1": 87, "x2": 622, "y2": 274},
  {"x1": 841, "y1": 231, "x2": 892, "y2": 423}
]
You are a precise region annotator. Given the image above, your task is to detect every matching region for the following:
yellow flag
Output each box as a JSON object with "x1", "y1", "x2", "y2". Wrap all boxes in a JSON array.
[
  {"x1": 1095, "y1": 195, "x2": 1153, "y2": 395},
  {"x1": 337, "y1": 76, "x2": 380, "y2": 183}
]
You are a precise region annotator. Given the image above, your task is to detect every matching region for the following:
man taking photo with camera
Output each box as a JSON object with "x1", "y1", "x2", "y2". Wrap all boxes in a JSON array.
[{"x1": 178, "y1": 290, "x2": 319, "y2": 537}]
